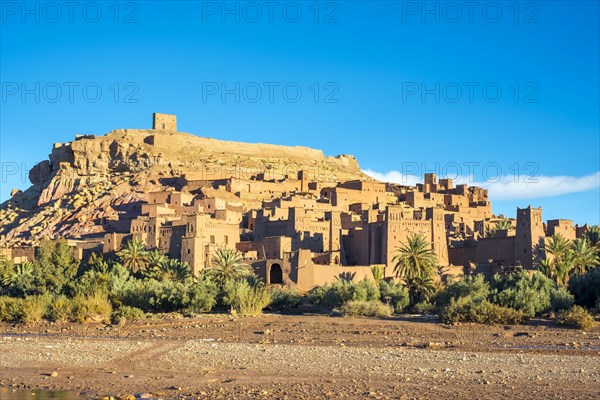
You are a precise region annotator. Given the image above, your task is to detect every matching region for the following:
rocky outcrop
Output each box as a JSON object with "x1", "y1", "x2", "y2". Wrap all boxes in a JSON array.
[
  {"x1": 0, "y1": 128, "x2": 370, "y2": 246},
  {"x1": 29, "y1": 160, "x2": 52, "y2": 185}
]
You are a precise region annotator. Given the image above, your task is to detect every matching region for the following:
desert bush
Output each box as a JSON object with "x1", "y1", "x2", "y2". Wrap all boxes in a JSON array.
[
  {"x1": 119, "y1": 279, "x2": 190, "y2": 312},
  {"x1": 46, "y1": 295, "x2": 72, "y2": 322},
  {"x1": 0, "y1": 296, "x2": 23, "y2": 322},
  {"x1": 222, "y1": 280, "x2": 271, "y2": 316},
  {"x1": 306, "y1": 284, "x2": 328, "y2": 305},
  {"x1": 33, "y1": 240, "x2": 80, "y2": 295},
  {"x1": 339, "y1": 300, "x2": 392, "y2": 317},
  {"x1": 412, "y1": 300, "x2": 436, "y2": 314},
  {"x1": 269, "y1": 287, "x2": 302, "y2": 310},
  {"x1": 556, "y1": 306, "x2": 595, "y2": 330},
  {"x1": 3, "y1": 267, "x2": 38, "y2": 298},
  {"x1": 71, "y1": 294, "x2": 112, "y2": 323},
  {"x1": 440, "y1": 297, "x2": 523, "y2": 325},
  {"x1": 21, "y1": 295, "x2": 51, "y2": 324},
  {"x1": 436, "y1": 274, "x2": 490, "y2": 308},
  {"x1": 324, "y1": 280, "x2": 366, "y2": 306},
  {"x1": 439, "y1": 297, "x2": 472, "y2": 324},
  {"x1": 550, "y1": 287, "x2": 575, "y2": 312},
  {"x1": 111, "y1": 305, "x2": 146, "y2": 324},
  {"x1": 568, "y1": 267, "x2": 600, "y2": 308},
  {"x1": 186, "y1": 279, "x2": 218, "y2": 313},
  {"x1": 471, "y1": 301, "x2": 525, "y2": 325},
  {"x1": 490, "y1": 271, "x2": 555, "y2": 317},
  {"x1": 379, "y1": 280, "x2": 410, "y2": 313},
  {"x1": 308, "y1": 279, "x2": 380, "y2": 308},
  {"x1": 70, "y1": 269, "x2": 110, "y2": 297},
  {"x1": 108, "y1": 263, "x2": 133, "y2": 293}
]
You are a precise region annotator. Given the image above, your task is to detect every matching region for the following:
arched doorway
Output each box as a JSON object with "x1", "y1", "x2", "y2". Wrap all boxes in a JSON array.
[{"x1": 269, "y1": 263, "x2": 283, "y2": 284}]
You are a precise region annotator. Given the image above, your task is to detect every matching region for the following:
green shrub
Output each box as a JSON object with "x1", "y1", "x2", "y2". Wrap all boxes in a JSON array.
[
  {"x1": 71, "y1": 294, "x2": 112, "y2": 323},
  {"x1": 33, "y1": 240, "x2": 80, "y2": 296},
  {"x1": 0, "y1": 296, "x2": 23, "y2": 322},
  {"x1": 111, "y1": 306, "x2": 146, "y2": 324},
  {"x1": 4, "y1": 269, "x2": 38, "y2": 297},
  {"x1": 269, "y1": 287, "x2": 302, "y2": 310},
  {"x1": 412, "y1": 301, "x2": 436, "y2": 314},
  {"x1": 556, "y1": 306, "x2": 595, "y2": 330},
  {"x1": 71, "y1": 269, "x2": 110, "y2": 297},
  {"x1": 46, "y1": 295, "x2": 72, "y2": 322},
  {"x1": 470, "y1": 301, "x2": 525, "y2": 325},
  {"x1": 491, "y1": 271, "x2": 555, "y2": 317},
  {"x1": 223, "y1": 280, "x2": 271, "y2": 316},
  {"x1": 306, "y1": 285, "x2": 328, "y2": 305},
  {"x1": 440, "y1": 297, "x2": 523, "y2": 325},
  {"x1": 21, "y1": 295, "x2": 51, "y2": 324},
  {"x1": 339, "y1": 300, "x2": 392, "y2": 317},
  {"x1": 436, "y1": 274, "x2": 490, "y2": 308},
  {"x1": 120, "y1": 279, "x2": 190, "y2": 312},
  {"x1": 307, "y1": 279, "x2": 380, "y2": 308},
  {"x1": 186, "y1": 280, "x2": 218, "y2": 313},
  {"x1": 379, "y1": 280, "x2": 410, "y2": 313},
  {"x1": 568, "y1": 267, "x2": 600, "y2": 308},
  {"x1": 439, "y1": 296, "x2": 471, "y2": 324},
  {"x1": 550, "y1": 287, "x2": 575, "y2": 312}
]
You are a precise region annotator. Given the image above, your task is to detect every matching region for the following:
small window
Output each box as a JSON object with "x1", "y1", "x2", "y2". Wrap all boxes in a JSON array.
[
  {"x1": 210, "y1": 235, "x2": 215, "y2": 244},
  {"x1": 187, "y1": 249, "x2": 191, "y2": 254}
]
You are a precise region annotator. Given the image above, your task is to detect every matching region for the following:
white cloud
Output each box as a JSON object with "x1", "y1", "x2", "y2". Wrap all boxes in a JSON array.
[
  {"x1": 362, "y1": 169, "x2": 421, "y2": 186},
  {"x1": 363, "y1": 169, "x2": 600, "y2": 201}
]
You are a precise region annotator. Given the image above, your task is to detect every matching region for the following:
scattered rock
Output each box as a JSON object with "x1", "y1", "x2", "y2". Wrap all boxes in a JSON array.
[{"x1": 425, "y1": 342, "x2": 445, "y2": 349}]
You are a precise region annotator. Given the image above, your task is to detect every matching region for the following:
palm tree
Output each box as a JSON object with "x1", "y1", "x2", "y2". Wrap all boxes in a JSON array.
[
  {"x1": 207, "y1": 248, "x2": 249, "y2": 283},
  {"x1": 495, "y1": 220, "x2": 512, "y2": 231},
  {"x1": 486, "y1": 220, "x2": 512, "y2": 238},
  {"x1": 393, "y1": 233, "x2": 438, "y2": 303},
  {"x1": 0, "y1": 255, "x2": 12, "y2": 286},
  {"x1": 87, "y1": 253, "x2": 109, "y2": 273},
  {"x1": 571, "y1": 238, "x2": 599, "y2": 275},
  {"x1": 14, "y1": 262, "x2": 35, "y2": 278},
  {"x1": 393, "y1": 233, "x2": 438, "y2": 281},
  {"x1": 537, "y1": 259, "x2": 555, "y2": 282},
  {"x1": 370, "y1": 265, "x2": 384, "y2": 286},
  {"x1": 148, "y1": 250, "x2": 167, "y2": 269},
  {"x1": 407, "y1": 274, "x2": 437, "y2": 303},
  {"x1": 540, "y1": 233, "x2": 578, "y2": 286},
  {"x1": 152, "y1": 259, "x2": 191, "y2": 282},
  {"x1": 117, "y1": 238, "x2": 150, "y2": 274},
  {"x1": 543, "y1": 233, "x2": 572, "y2": 264},
  {"x1": 587, "y1": 225, "x2": 600, "y2": 248},
  {"x1": 555, "y1": 251, "x2": 575, "y2": 287}
]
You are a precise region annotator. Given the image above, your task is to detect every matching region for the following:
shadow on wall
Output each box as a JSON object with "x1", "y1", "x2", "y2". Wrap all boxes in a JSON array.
[{"x1": 337, "y1": 271, "x2": 357, "y2": 282}]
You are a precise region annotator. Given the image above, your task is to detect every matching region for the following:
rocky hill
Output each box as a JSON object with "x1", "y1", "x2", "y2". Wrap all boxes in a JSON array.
[{"x1": 0, "y1": 128, "x2": 369, "y2": 246}]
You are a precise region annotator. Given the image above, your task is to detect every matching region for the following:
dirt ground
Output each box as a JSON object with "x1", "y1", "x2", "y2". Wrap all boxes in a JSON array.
[{"x1": 1, "y1": 313, "x2": 599, "y2": 399}]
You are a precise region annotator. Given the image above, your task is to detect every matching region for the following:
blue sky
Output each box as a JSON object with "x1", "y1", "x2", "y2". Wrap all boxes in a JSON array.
[{"x1": 1, "y1": 1, "x2": 599, "y2": 225}]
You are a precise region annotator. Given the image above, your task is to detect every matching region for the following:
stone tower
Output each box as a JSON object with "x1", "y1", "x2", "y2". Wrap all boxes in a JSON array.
[
  {"x1": 426, "y1": 207, "x2": 448, "y2": 266},
  {"x1": 152, "y1": 113, "x2": 177, "y2": 131},
  {"x1": 514, "y1": 206, "x2": 544, "y2": 269}
]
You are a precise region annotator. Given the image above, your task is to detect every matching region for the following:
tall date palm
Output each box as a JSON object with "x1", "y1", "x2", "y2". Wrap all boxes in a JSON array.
[{"x1": 117, "y1": 238, "x2": 150, "y2": 274}]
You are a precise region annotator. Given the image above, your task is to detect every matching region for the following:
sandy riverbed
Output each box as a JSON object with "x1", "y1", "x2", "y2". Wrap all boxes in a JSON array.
[{"x1": 1, "y1": 314, "x2": 599, "y2": 399}]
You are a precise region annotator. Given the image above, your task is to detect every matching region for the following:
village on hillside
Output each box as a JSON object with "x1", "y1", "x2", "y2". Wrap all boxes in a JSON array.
[{"x1": 1, "y1": 113, "x2": 592, "y2": 292}]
